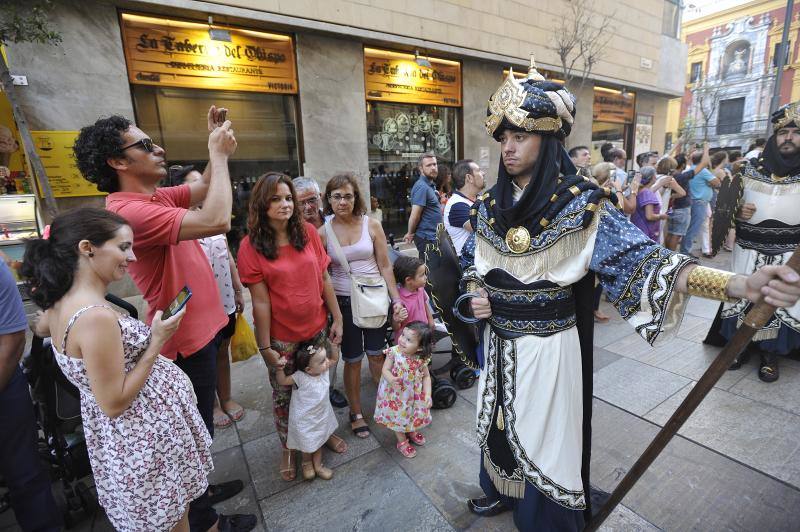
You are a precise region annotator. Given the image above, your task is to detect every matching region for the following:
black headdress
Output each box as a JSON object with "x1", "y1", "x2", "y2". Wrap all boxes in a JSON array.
[{"x1": 759, "y1": 102, "x2": 800, "y2": 178}]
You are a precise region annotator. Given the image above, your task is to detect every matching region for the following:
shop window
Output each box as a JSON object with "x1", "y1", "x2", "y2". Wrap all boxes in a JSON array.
[
  {"x1": 662, "y1": 0, "x2": 681, "y2": 38},
  {"x1": 366, "y1": 101, "x2": 458, "y2": 234},
  {"x1": 717, "y1": 98, "x2": 745, "y2": 135},
  {"x1": 132, "y1": 85, "x2": 300, "y2": 251},
  {"x1": 689, "y1": 62, "x2": 702, "y2": 83},
  {"x1": 773, "y1": 40, "x2": 792, "y2": 67}
]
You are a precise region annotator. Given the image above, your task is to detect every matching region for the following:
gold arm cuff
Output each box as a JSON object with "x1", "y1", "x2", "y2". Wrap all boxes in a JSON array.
[
  {"x1": 686, "y1": 266, "x2": 736, "y2": 302},
  {"x1": 569, "y1": 185, "x2": 581, "y2": 196},
  {"x1": 550, "y1": 193, "x2": 559, "y2": 202},
  {"x1": 539, "y1": 218, "x2": 549, "y2": 227},
  {"x1": 585, "y1": 203, "x2": 597, "y2": 212}
]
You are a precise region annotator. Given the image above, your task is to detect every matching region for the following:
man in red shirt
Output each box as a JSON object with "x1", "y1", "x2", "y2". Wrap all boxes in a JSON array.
[{"x1": 74, "y1": 108, "x2": 256, "y2": 532}]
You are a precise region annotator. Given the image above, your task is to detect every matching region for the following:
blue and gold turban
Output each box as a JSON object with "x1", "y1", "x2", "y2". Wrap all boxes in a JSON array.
[{"x1": 485, "y1": 59, "x2": 576, "y2": 141}]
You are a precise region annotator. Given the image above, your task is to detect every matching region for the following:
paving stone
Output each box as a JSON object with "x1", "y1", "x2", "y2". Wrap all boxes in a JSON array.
[
  {"x1": 229, "y1": 356, "x2": 276, "y2": 445},
  {"x1": 647, "y1": 340, "x2": 748, "y2": 391},
  {"x1": 211, "y1": 419, "x2": 242, "y2": 454},
  {"x1": 258, "y1": 449, "x2": 454, "y2": 531},
  {"x1": 593, "y1": 313, "x2": 634, "y2": 349},
  {"x1": 730, "y1": 364, "x2": 800, "y2": 416},
  {"x1": 242, "y1": 432, "x2": 302, "y2": 500},
  {"x1": 597, "y1": 503, "x2": 660, "y2": 532},
  {"x1": 372, "y1": 393, "x2": 482, "y2": 529},
  {"x1": 593, "y1": 358, "x2": 691, "y2": 416},
  {"x1": 645, "y1": 384, "x2": 800, "y2": 488},
  {"x1": 594, "y1": 347, "x2": 623, "y2": 372},
  {"x1": 592, "y1": 399, "x2": 800, "y2": 531},
  {"x1": 209, "y1": 446, "x2": 264, "y2": 530},
  {"x1": 684, "y1": 295, "x2": 721, "y2": 320}
]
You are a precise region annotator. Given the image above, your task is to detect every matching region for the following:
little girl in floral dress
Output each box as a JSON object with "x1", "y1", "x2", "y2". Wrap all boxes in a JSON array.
[
  {"x1": 276, "y1": 342, "x2": 345, "y2": 481},
  {"x1": 374, "y1": 321, "x2": 433, "y2": 458}
]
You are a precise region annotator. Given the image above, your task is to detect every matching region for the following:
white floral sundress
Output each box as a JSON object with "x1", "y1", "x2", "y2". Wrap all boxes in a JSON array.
[{"x1": 53, "y1": 305, "x2": 213, "y2": 532}]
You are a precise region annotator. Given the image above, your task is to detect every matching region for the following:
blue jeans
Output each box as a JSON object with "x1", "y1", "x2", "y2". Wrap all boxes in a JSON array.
[
  {"x1": 0, "y1": 366, "x2": 62, "y2": 531},
  {"x1": 680, "y1": 199, "x2": 709, "y2": 255}
]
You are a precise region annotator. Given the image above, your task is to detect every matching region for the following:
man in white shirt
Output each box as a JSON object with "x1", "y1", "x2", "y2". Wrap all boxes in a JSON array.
[
  {"x1": 610, "y1": 148, "x2": 628, "y2": 189},
  {"x1": 444, "y1": 159, "x2": 486, "y2": 255},
  {"x1": 744, "y1": 137, "x2": 765, "y2": 161}
]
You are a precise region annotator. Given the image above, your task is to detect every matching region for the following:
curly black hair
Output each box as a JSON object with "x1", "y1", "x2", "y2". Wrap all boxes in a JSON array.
[{"x1": 73, "y1": 116, "x2": 132, "y2": 193}]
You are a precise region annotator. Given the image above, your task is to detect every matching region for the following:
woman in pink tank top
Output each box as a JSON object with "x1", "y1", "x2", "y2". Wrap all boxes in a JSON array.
[{"x1": 318, "y1": 174, "x2": 404, "y2": 440}]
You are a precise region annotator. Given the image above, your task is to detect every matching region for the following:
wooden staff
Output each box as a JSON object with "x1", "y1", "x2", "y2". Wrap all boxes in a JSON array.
[{"x1": 586, "y1": 249, "x2": 800, "y2": 531}]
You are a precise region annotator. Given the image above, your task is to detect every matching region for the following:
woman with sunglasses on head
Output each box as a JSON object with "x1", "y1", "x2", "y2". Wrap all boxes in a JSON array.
[
  {"x1": 236, "y1": 172, "x2": 345, "y2": 482},
  {"x1": 317, "y1": 174, "x2": 403, "y2": 440}
]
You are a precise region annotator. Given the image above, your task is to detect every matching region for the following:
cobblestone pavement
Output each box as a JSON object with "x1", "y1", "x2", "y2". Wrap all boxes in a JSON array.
[{"x1": 3, "y1": 251, "x2": 798, "y2": 531}]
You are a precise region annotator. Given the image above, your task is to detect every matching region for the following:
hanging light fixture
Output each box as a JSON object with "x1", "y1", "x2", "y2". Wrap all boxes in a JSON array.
[
  {"x1": 208, "y1": 15, "x2": 232, "y2": 42},
  {"x1": 414, "y1": 49, "x2": 432, "y2": 69}
]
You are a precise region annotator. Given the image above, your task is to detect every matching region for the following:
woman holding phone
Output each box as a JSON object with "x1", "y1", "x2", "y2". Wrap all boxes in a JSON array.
[
  {"x1": 237, "y1": 172, "x2": 346, "y2": 482},
  {"x1": 21, "y1": 208, "x2": 212, "y2": 532}
]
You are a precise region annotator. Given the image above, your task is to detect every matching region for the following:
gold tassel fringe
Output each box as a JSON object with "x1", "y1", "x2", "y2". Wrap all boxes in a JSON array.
[
  {"x1": 484, "y1": 451, "x2": 526, "y2": 499},
  {"x1": 476, "y1": 209, "x2": 599, "y2": 279}
]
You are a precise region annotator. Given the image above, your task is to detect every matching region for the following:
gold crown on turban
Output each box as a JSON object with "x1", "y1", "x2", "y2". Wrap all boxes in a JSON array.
[
  {"x1": 485, "y1": 56, "x2": 573, "y2": 138},
  {"x1": 774, "y1": 101, "x2": 800, "y2": 130}
]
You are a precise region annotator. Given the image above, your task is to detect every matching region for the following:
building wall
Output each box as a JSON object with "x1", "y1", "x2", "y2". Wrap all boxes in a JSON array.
[
  {"x1": 295, "y1": 33, "x2": 369, "y2": 190},
  {"x1": 219, "y1": 0, "x2": 682, "y2": 95},
  {"x1": 4, "y1": 0, "x2": 134, "y2": 212},
  {"x1": 461, "y1": 59, "x2": 503, "y2": 187}
]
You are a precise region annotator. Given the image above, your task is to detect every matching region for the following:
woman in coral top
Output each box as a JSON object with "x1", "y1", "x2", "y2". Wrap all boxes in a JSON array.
[{"x1": 237, "y1": 172, "x2": 344, "y2": 481}]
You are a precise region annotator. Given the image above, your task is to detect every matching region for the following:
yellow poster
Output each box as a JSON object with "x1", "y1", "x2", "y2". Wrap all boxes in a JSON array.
[{"x1": 30, "y1": 131, "x2": 105, "y2": 197}]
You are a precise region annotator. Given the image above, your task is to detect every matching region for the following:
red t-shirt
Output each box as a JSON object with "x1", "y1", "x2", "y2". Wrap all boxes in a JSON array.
[
  {"x1": 237, "y1": 223, "x2": 331, "y2": 343},
  {"x1": 106, "y1": 185, "x2": 227, "y2": 359}
]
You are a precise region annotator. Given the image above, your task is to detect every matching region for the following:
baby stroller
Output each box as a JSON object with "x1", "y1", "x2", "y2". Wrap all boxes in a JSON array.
[
  {"x1": 20, "y1": 294, "x2": 138, "y2": 528},
  {"x1": 385, "y1": 236, "x2": 477, "y2": 410}
]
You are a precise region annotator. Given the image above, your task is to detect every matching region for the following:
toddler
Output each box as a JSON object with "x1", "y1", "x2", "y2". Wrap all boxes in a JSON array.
[
  {"x1": 392, "y1": 256, "x2": 434, "y2": 343},
  {"x1": 276, "y1": 342, "x2": 345, "y2": 480},
  {"x1": 374, "y1": 322, "x2": 433, "y2": 458}
]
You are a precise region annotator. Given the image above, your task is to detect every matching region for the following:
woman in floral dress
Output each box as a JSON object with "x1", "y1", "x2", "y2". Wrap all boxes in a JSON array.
[{"x1": 22, "y1": 209, "x2": 212, "y2": 532}]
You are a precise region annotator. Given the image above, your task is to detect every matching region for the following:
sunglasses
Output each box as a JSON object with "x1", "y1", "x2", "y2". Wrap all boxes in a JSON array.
[{"x1": 121, "y1": 138, "x2": 155, "y2": 153}]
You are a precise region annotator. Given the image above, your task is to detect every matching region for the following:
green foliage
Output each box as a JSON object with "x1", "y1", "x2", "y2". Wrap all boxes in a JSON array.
[{"x1": 0, "y1": 0, "x2": 61, "y2": 47}]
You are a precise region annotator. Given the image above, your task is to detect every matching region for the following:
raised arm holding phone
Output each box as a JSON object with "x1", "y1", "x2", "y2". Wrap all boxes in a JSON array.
[{"x1": 74, "y1": 106, "x2": 257, "y2": 532}]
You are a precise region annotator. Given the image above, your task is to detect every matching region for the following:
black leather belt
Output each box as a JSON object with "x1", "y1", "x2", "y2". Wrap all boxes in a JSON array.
[{"x1": 736, "y1": 219, "x2": 800, "y2": 255}]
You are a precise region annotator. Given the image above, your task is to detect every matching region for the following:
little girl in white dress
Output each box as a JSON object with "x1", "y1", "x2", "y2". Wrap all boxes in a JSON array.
[{"x1": 276, "y1": 342, "x2": 344, "y2": 480}]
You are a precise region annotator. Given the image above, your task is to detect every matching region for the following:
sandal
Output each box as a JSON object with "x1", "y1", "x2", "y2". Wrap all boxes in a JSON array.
[
  {"x1": 349, "y1": 412, "x2": 370, "y2": 439},
  {"x1": 325, "y1": 433, "x2": 348, "y2": 454},
  {"x1": 408, "y1": 431, "x2": 426, "y2": 446},
  {"x1": 396, "y1": 439, "x2": 416, "y2": 458},
  {"x1": 223, "y1": 400, "x2": 245, "y2": 422},
  {"x1": 314, "y1": 464, "x2": 333, "y2": 480},
  {"x1": 301, "y1": 461, "x2": 316, "y2": 481},
  {"x1": 213, "y1": 407, "x2": 233, "y2": 429},
  {"x1": 759, "y1": 352, "x2": 779, "y2": 383},
  {"x1": 279, "y1": 449, "x2": 296, "y2": 481}
]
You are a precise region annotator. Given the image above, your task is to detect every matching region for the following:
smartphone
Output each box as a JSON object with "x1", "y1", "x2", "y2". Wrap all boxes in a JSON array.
[{"x1": 162, "y1": 286, "x2": 192, "y2": 320}]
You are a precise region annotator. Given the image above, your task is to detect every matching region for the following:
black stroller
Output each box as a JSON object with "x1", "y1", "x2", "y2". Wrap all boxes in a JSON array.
[
  {"x1": 385, "y1": 237, "x2": 477, "y2": 410},
  {"x1": 18, "y1": 294, "x2": 138, "y2": 528}
]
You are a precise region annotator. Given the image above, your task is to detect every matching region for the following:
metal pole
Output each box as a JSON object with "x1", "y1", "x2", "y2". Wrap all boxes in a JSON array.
[{"x1": 768, "y1": 0, "x2": 795, "y2": 136}]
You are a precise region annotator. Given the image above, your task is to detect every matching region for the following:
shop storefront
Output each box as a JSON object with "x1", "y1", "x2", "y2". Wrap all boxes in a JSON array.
[
  {"x1": 363, "y1": 47, "x2": 461, "y2": 233},
  {"x1": 119, "y1": 12, "x2": 301, "y2": 246},
  {"x1": 591, "y1": 87, "x2": 636, "y2": 163}
]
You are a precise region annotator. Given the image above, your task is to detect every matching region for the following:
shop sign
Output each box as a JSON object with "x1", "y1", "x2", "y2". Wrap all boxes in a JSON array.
[
  {"x1": 30, "y1": 131, "x2": 104, "y2": 198},
  {"x1": 593, "y1": 90, "x2": 635, "y2": 124},
  {"x1": 364, "y1": 48, "x2": 461, "y2": 107},
  {"x1": 120, "y1": 13, "x2": 297, "y2": 94}
]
